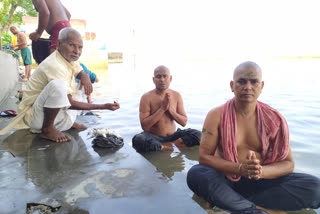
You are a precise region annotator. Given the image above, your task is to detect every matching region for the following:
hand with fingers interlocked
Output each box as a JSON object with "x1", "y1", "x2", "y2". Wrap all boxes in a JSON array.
[{"x1": 239, "y1": 151, "x2": 263, "y2": 180}]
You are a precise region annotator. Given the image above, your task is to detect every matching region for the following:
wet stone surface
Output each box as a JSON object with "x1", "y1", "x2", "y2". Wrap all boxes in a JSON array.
[{"x1": 0, "y1": 116, "x2": 206, "y2": 214}]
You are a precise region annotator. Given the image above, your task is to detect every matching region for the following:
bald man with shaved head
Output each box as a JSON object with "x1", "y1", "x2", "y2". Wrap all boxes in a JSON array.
[
  {"x1": 132, "y1": 65, "x2": 201, "y2": 152},
  {"x1": 187, "y1": 61, "x2": 320, "y2": 214}
]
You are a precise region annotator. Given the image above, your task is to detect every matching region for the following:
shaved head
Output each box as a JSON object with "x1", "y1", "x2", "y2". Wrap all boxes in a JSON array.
[
  {"x1": 154, "y1": 65, "x2": 170, "y2": 76},
  {"x1": 9, "y1": 26, "x2": 18, "y2": 34},
  {"x1": 233, "y1": 61, "x2": 262, "y2": 80}
]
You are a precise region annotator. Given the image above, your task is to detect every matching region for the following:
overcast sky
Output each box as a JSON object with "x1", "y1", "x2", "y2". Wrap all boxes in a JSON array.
[{"x1": 62, "y1": 0, "x2": 320, "y2": 59}]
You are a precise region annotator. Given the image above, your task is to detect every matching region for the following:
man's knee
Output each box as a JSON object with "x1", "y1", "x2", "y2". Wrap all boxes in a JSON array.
[
  {"x1": 47, "y1": 79, "x2": 67, "y2": 96},
  {"x1": 181, "y1": 128, "x2": 201, "y2": 147},
  {"x1": 187, "y1": 165, "x2": 216, "y2": 192},
  {"x1": 187, "y1": 164, "x2": 201, "y2": 185},
  {"x1": 38, "y1": 79, "x2": 70, "y2": 109},
  {"x1": 307, "y1": 175, "x2": 320, "y2": 208},
  {"x1": 132, "y1": 133, "x2": 146, "y2": 151},
  {"x1": 132, "y1": 133, "x2": 146, "y2": 145},
  {"x1": 187, "y1": 164, "x2": 229, "y2": 205},
  {"x1": 285, "y1": 173, "x2": 320, "y2": 209},
  {"x1": 132, "y1": 132, "x2": 162, "y2": 152}
]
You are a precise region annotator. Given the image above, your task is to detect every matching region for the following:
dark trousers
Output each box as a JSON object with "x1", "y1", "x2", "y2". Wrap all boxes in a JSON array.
[
  {"x1": 187, "y1": 164, "x2": 320, "y2": 212},
  {"x1": 132, "y1": 128, "x2": 201, "y2": 153}
]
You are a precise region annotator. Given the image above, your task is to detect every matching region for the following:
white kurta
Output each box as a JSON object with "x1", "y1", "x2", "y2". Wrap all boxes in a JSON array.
[{"x1": 0, "y1": 51, "x2": 83, "y2": 135}]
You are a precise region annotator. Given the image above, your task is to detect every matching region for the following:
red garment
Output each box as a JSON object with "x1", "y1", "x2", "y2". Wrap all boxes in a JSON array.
[
  {"x1": 220, "y1": 98, "x2": 290, "y2": 181},
  {"x1": 49, "y1": 20, "x2": 71, "y2": 50}
]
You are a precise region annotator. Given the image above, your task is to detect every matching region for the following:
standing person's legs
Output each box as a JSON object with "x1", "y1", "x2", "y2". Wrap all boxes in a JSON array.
[
  {"x1": 246, "y1": 173, "x2": 320, "y2": 211},
  {"x1": 187, "y1": 164, "x2": 256, "y2": 212},
  {"x1": 25, "y1": 64, "x2": 31, "y2": 79},
  {"x1": 29, "y1": 79, "x2": 78, "y2": 142},
  {"x1": 21, "y1": 47, "x2": 32, "y2": 81}
]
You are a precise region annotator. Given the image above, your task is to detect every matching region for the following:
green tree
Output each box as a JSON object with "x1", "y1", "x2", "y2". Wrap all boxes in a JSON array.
[{"x1": 0, "y1": 0, "x2": 36, "y2": 49}]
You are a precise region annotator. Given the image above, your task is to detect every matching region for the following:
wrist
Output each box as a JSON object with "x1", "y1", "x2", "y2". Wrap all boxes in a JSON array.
[
  {"x1": 260, "y1": 165, "x2": 264, "y2": 179},
  {"x1": 238, "y1": 163, "x2": 243, "y2": 175},
  {"x1": 35, "y1": 29, "x2": 42, "y2": 36}
]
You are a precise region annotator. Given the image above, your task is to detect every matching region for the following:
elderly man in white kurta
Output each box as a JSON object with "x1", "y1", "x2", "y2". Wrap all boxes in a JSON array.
[{"x1": 0, "y1": 28, "x2": 120, "y2": 142}]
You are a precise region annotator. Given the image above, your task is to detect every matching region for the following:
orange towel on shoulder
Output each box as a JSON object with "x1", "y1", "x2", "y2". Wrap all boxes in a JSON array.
[{"x1": 220, "y1": 98, "x2": 290, "y2": 181}]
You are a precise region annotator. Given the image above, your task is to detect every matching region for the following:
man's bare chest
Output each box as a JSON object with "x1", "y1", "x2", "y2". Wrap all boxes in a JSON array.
[{"x1": 236, "y1": 117, "x2": 262, "y2": 152}]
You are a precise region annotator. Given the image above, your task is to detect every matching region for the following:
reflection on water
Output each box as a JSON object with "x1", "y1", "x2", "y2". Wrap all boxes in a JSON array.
[
  {"x1": 0, "y1": 129, "x2": 96, "y2": 213},
  {"x1": 0, "y1": 127, "x2": 149, "y2": 213},
  {"x1": 142, "y1": 146, "x2": 199, "y2": 179},
  {"x1": 2, "y1": 129, "x2": 92, "y2": 191}
]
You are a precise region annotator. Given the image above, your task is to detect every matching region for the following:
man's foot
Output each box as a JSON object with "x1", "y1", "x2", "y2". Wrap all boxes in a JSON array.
[
  {"x1": 40, "y1": 127, "x2": 71, "y2": 143},
  {"x1": 172, "y1": 138, "x2": 188, "y2": 149},
  {"x1": 256, "y1": 206, "x2": 287, "y2": 214},
  {"x1": 161, "y1": 142, "x2": 174, "y2": 150},
  {"x1": 231, "y1": 208, "x2": 269, "y2": 214},
  {"x1": 71, "y1": 122, "x2": 88, "y2": 129}
]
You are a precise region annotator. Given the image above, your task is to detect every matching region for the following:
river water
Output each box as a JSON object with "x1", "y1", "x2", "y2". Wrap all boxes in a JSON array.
[{"x1": 90, "y1": 58, "x2": 320, "y2": 213}]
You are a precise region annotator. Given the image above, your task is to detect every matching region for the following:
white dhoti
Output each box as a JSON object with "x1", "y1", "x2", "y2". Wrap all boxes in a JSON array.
[{"x1": 29, "y1": 79, "x2": 79, "y2": 133}]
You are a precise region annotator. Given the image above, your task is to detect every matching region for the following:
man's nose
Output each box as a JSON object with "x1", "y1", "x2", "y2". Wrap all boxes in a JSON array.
[
  {"x1": 73, "y1": 46, "x2": 80, "y2": 54},
  {"x1": 244, "y1": 81, "x2": 253, "y2": 89}
]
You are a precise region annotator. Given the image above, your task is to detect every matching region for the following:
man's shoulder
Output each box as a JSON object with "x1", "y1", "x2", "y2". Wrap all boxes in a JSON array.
[
  {"x1": 206, "y1": 105, "x2": 224, "y2": 122},
  {"x1": 257, "y1": 100, "x2": 286, "y2": 122},
  {"x1": 209, "y1": 105, "x2": 223, "y2": 116},
  {"x1": 168, "y1": 88, "x2": 180, "y2": 95},
  {"x1": 141, "y1": 89, "x2": 156, "y2": 97},
  {"x1": 17, "y1": 32, "x2": 25, "y2": 38}
]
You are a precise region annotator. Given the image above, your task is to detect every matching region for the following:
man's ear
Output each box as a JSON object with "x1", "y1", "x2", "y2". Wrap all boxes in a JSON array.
[
  {"x1": 261, "y1": 81, "x2": 264, "y2": 90},
  {"x1": 170, "y1": 75, "x2": 172, "y2": 82},
  {"x1": 56, "y1": 40, "x2": 61, "y2": 50},
  {"x1": 230, "y1": 80, "x2": 234, "y2": 92}
]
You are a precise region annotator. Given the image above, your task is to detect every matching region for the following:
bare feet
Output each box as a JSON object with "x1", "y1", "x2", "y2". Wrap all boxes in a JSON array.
[
  {"x1": 40, "y1": 127, "x2": 71, "y2": 143},
  {"x1": 256, "y1": 206, "x2": 287, "y2": 214},
  {"x1": 161, "y1": 142, "x2": 174, "y2": 150},
  {"x1": 172, "y1": 138, "x2": 188, "y2": 149},
  {"x1": 203, "y1": 201, "x2": 212, "y2": 209},
  {"x1": 71, "y1": 122, "x2": 88, "y2": 129}
]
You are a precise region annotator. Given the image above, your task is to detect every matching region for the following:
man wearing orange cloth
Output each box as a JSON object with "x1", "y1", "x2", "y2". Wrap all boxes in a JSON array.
[{"x1": 187, "y1": 61, "x2": 320, "y2": 214}]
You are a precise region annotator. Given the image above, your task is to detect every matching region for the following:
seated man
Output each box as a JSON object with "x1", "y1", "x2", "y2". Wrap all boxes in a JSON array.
[
  {"x1": 0, "y1": 28, "x2": 120, "y2": 142},
  {"x1": 187, "y1": 61, "x2": 320, "y2": 214},
  {"x1": 132, "y1": 65, "x2": 200, "y2": 152}
]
